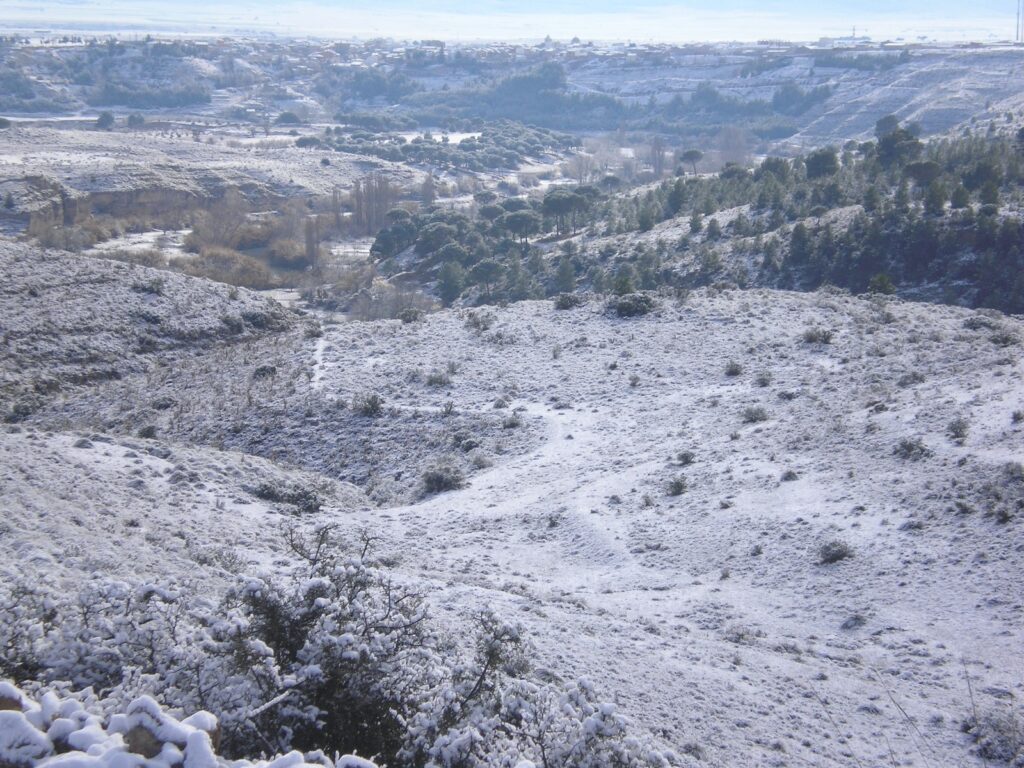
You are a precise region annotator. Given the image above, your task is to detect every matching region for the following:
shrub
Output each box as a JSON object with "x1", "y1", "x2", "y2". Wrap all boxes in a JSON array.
[
  {"x1": 254, "y1": 482, "x2": 323, "y2": 513},
  {"x1": 253, "y1": 364, "x2": 278, "y2": 379},
  {"x1": 608, "y1": 293, "x2": 656, "y2": 318},
  {"x1": 0, "y1": 545, "x2": 671, "y2": 768},
  {"x1": 802, "y1": 327, "x2": 833, "y2": 344},
  {"x1": 947, "y1": 417, "x2": 969, "y2": 442},
  {"x1": 781, "y1": 469, "x2": 798, "y2": 481},
  {"x1": 725, "y1": 360, "x2": 743, "y2": 377},
  {"x1": 897, "y1": 371, "x2": 925, "y2": 388},
  {"x1": 182, "y1": 247, "x2": 276, "y2": 290},
  {"x1": 667, "y1": 476, "x2": 687, "y2": 496},
  {"x1": 868, "y1": 273, "x2": 896, "y2": 294},
  {"x1": 755, "y1": 372, "x2": 772, "y2": 387},
  {"x1": 741, "y1": 406, "x2": 768, "y2": 423},
  {"x1": 894, "y1": 437, "x2": 931, "y2": 460},
  {"x1": 267, "y1": 238, "x2": 312, "y2": 269},
  {"x1": 964, "y1": 316, "x2": 998, "y2": 331},
  {"x1": 353, "y1": 392, "x2": 385, "y2": 417},
  {"x1": 426, "y1": 369, "x2": 451, "y2": 387},
  {"x1": 818, "y1": 539, "x2": 853, "y2": 564},
  {"x1": 991, "y1": 330, "x2": 1019, "y2": 347},
  {"x1": 132, "y1": 277, "x2": 165, "y2": 295},
  {"x1": 398, "y1": 307, "x2": 424, "y2": 324},
  {"x1": 554, "y1": 292, "x2": 585, "y2": 310},
  {"x1": 502, "y1": 413, "x2": 523, "y2": 429},
  {"x1": 465, "y1": 311, "x2": 495, "y2": 333},
  {"x1": 963, "y1": 710, "x2": 1024, "y2": 764},
  {"x1": 422, "y1": 463, "x2": 465, "y2": 495},
  {"x1": 677, "y1": 450, "x2": 696, "y2": 466}
]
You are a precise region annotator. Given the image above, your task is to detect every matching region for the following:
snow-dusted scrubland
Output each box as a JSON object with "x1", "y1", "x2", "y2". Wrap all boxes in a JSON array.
[
  {"x1": 306, "y1": 290, "x2": 1024, "y2": 767},
  {"x1": 0, "y1": 241, "x2": 292, "y2": 418},
  {"x1": 4, "y1": 28, "x2": 1024, "y2": 768},
  {"x1": 3, "y1": 234, "x2": 1022, "y2": 767}
]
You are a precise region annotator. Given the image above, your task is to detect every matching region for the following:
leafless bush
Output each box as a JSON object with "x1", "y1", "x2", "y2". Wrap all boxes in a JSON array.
[{"x1": 181, "y1": 247, "x2": 277, "y2": 289}]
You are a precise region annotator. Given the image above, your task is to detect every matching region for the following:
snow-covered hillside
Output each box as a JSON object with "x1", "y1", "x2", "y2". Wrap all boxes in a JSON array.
[
  {"x1": 0, "y1": 241, "x2": 293, "y2": 419},
  {"x1": 306, "y1": 291, "x2": 1024, "y2": 767},
  {"x1": 3, "y1": 240, "x2": 1022, "y2": 766}
]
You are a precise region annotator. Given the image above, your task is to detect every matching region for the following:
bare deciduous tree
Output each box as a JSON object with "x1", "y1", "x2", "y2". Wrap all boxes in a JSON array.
[{"x1": 352, "y1": 173, "x2": 400, "y2": 236}]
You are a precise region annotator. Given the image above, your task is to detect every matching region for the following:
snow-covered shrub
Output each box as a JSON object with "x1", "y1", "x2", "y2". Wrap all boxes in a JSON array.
[
  {"x1": 352, "y1": 392, "x2": 385, "y2": 417},
  {"x1": 421, "y1": 462, "x2": 465, "y2": 495},
  {"x1": 398, "y1": 308, "x2": 424, "y2": 324},
  {"x1": 0, "y1": 529, "x2": 671, "y2": 768},
  {"x1": 893, "y1": 437, "x2": 931, "y2": 460},
  {"x1": 801, "y1": 327, "x2": 833, "y2": 344},
  {"x1": 254, "y1": 482, "x2": 323, "y2": 513},
  {"x1": 818, "y1": 540, "x2": 853, "y2": 565},
  {"x1": 554, "y1": 293, "x2": 585, "y2": 310},
  {"x1": 607, "y1": 294, "x2": 655, "y2": 318},
  {"x1": 963, "y1": 709, "x2": 1024, "y2": 765},
  {"x1": 740, "y1": 406, "x2": 768, "y2": 424}
]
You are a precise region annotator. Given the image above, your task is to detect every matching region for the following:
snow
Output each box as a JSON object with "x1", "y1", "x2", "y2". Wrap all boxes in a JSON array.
[
  {"x1": 0, "y1": 684, "x2": 342, "y2": 768},
  {"x1": 299, "y1": 291, "x2": 1023, "y2": 766},
  {"x1": 2, "y1": 245, "x2": 1023, "y2": 766},
  {"x1": 0, "y1": 123, "x2": 418, "y2": 212},
  {"x1": 0, "y1": 711, "x2": 53, "y2": 765}
]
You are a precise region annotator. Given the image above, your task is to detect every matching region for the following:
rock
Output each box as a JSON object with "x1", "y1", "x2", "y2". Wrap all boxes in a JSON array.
[{"x1": 125, "y1": 723, "x2": 164, "y2": 758}]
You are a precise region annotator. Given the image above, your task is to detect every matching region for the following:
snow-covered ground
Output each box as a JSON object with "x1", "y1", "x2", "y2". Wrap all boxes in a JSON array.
[
  {"x1": 84, "y1": 228, "x2": 191, "y2": 259},
  {"x1": 306, "y1": 293, "x2": 1024, "y2": 767},
  {"x1": 0, "y1": 240, "x2": 292, "y2": 402},
  {"x1": 0, "y1": 123, "x2": 420, "y2": 218},
  {"x1": 4, "y1": 243, "x2": 1022, "y2": 766}
]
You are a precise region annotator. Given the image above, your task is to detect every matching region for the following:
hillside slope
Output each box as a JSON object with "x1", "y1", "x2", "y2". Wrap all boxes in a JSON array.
[
  {"x1": 308, "y1": 291, "x2": 1024, "y2": 767},
  {"x1": 0, "y1": 241, "x2": 293, "y2": 419},
  {"x1": 2, "y1": 247, "x2": 1021, "y2": 766}
]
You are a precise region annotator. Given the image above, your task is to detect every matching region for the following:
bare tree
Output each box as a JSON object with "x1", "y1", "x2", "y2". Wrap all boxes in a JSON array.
[
  {"x1": 352, "y1": 174, "x2": 399, "y2": 236},
  {"x1": 716, "y1": 126, "x2": 750, "y2": 167},
  {"x1": 191, "y1": 189, "x2": 248, "y2": 249},
  {"x1": 563, "y1": 153, "x2": 595, "y2": 184},
  {"x1": 649, "y1": 136, "x2": 666, "y2": 178}
]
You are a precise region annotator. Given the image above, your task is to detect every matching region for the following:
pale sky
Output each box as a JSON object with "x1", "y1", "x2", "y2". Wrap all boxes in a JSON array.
[{"x1": 1, "y1": 0, "x2": 1018, "y2": 41}]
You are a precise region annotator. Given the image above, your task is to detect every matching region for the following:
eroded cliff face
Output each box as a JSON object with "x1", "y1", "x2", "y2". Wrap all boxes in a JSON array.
[{"x1": 4, "y1": 169, "x2": 280, "y2": 236}]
